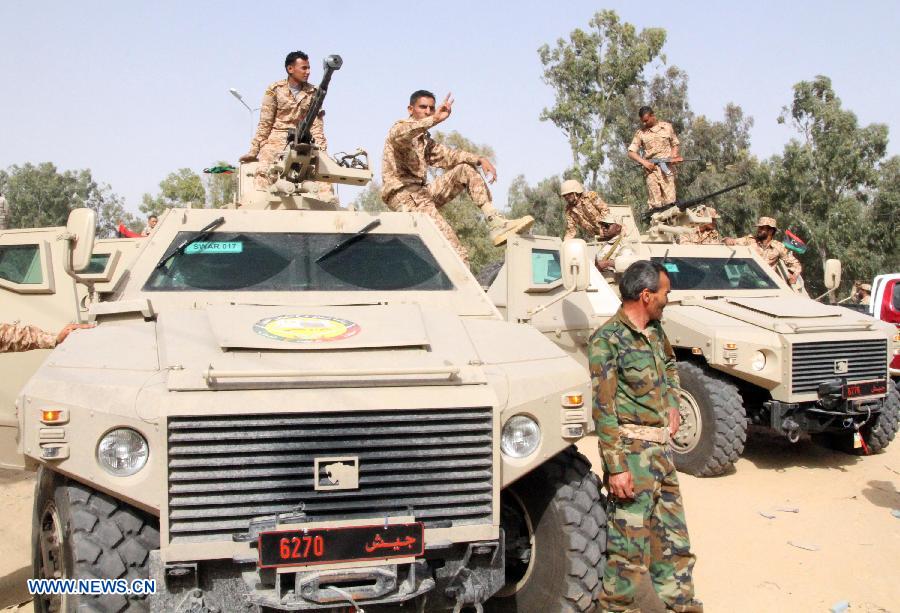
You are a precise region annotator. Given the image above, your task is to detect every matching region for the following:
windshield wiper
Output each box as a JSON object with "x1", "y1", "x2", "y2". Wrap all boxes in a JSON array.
[
  {"x1": 154, "y1": 217, "x2": 226, "y2": 270},
  {"x1": 315, "y1": 219, "x2": 381, "y2": 263}
]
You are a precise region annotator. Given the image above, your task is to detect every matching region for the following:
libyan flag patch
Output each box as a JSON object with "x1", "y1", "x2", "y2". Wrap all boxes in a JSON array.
[
  {"x1": 783, "y1": 229, "x2": 807, "y2": 254},
  {"x1": 203, "y1": 165, "x2": 236, "y2": 174}
]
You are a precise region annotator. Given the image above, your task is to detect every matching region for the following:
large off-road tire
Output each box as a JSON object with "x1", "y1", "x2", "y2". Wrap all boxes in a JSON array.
[
  {"x1": 485, "y1": 446, "x2": 607, "y2": 613},
  {"x1": 671, "y1": 362, "x2": 747, "y2": 477},
  {"x1": 33, "y1": 468, "x2": 160, "y2": 613},
  {"x1": 819, "y1": 380, "x2": 900, "y2": 455}
]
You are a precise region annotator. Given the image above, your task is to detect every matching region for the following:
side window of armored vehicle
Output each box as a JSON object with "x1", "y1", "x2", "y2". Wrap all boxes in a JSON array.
[
  {"x1": 652, "y1": 257, "x2": 778, "y2": 290},
  {"x1": 0, "y1": 244, "x2": 43, "y2": 284},
  {"x1": 83, "y1": 253, "x2": 110, "y2": 275},
  {"x1": 144, "y1": 232, "x2": 453, "y2": 292},
  {"x1": 531, "y1": 249, "x2": 562, "y2": 285}
]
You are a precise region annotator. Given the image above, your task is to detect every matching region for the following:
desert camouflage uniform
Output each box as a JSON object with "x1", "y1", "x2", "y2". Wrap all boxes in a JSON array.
[
  {"x1": 589, "y1": 308, "x2": 701, "y2": 613},
  {"x1": 381, "y1": 116, "x2": 496, "y2": 264},
  {"x1": 734, "y1": 236, "x2": 802, "y2": 278},
  {"x1": 678, "y1": 228, "x2": 721, "y2": 245},
  {"x1": 0, "y1": 323, "x2": 57, "y2": 353},
  {"x1": 564, "y1": 191, "x2": 610, "y2": 240},
  {"x1": 246, "y1": 80, "x2": 333, "y2": 199},
  {"x1": 0, "y1": 194, "x2": 9, "y2": 230},
  {"x1": 628, "y1": 121, "x2": 680, "y2": 208}
]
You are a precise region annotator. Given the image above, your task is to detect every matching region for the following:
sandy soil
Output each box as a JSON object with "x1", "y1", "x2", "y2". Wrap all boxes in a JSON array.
[{"x1": 1, "y1": 433, "x2": 898, "y2": 612}]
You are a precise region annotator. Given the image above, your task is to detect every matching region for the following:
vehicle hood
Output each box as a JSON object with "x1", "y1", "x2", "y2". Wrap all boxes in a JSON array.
[
  {"x1": 155, "y1": 304, "x2": 490, "y2": 391},
  {"x1": 674, "y1": 295, "x2": 882, "y2": 334}
]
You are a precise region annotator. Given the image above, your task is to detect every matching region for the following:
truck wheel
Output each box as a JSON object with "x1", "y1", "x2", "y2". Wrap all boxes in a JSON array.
[
  {"x1": 33, "y1": 468, "x2": 160, "y2": 613},
  {"x1": 486, "y1": 447, "x2": 607, "y2": 613},
  {"x1": 671, "y1": 362, "x2": 747, "y2": 477}
]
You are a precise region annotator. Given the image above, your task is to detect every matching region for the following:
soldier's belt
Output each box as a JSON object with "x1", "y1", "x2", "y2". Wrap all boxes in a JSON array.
[{"x1": 619, "y1": 423, "x2": 670, "y2": 444}]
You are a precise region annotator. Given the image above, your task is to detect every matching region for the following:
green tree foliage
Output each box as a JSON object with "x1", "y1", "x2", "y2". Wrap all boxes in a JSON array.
[
  {"x1": 140, "y1": 168, "x2": 206, "y2": 216},
  {"x1": 764, "y1": 75, "x2": 894, "y2": 293},
  {"x1": 508, "y1": 174, "x2": 565, "y2": 238},
  {"x1": 0, "y1": 162, "x2": 137, "y2": 237},
  {"x1": 538, "y1": 10, "x2": 666, "y2": 187},
  {"x1": 349, "y1": 181, "x2": 387, "y2": 213}
]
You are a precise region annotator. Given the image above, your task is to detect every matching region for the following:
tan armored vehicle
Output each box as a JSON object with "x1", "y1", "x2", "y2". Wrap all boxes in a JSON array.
[
  {"x1": 483, "y1": 197, "x2": 900, "y2": 477},
  {"x1": 0, "y1": 57, "x2": 609, "y2": 613}
]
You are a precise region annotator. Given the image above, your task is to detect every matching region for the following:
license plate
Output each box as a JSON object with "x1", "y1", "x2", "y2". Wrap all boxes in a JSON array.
[
  {"x1": 843, "y1": 379, "x2": 888, "y2": 399},
  {"x1": 258, "y1": 522, "x2": 424, "y2": 569}
]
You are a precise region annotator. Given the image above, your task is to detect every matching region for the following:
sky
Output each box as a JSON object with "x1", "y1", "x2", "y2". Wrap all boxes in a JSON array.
[{"x1": 1, "y1": 1, "x2": 898, "y2": 216}]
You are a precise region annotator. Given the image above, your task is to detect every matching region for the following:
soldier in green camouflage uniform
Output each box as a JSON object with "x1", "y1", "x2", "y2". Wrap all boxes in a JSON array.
[{"x1": 589, "y1": 260, "x2": 702, "y2": 613}]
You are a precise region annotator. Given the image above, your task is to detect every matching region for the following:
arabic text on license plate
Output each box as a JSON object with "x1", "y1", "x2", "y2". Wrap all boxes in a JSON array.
[{"x1": 257, "y1": 522, "x2": 424, "y2": 569}]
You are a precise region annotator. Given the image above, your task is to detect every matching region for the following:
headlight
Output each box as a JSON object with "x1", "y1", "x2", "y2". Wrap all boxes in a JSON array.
[
  {"x1": 501, "y1": 416, "x2": 541, "y2": 458},
  {"x1": 97, "y1": 429, "x2": 149, "y2": 476},
  {"x1": 751, "y1": 350, "x2": 766, "y2": 372}
]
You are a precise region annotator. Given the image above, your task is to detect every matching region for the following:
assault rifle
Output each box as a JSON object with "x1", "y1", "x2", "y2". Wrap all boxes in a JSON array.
[
  {"x1": 641, "y1": 181, "x2": 747, "y2": 223},
  {"x1": 643, "y1": 157, "x2": 703, "y2": 175}
]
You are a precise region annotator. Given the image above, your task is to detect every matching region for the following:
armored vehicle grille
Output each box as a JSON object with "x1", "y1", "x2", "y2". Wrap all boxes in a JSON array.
[
  {"x1": 791, "y1": 339, "x2": 887, "y2": 394},
  {"x1": 166, "y1": 408, "x2": 493, "y2": 543}
]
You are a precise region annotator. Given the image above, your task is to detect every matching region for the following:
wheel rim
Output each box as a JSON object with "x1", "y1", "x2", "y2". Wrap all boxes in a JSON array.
[
  {"x1": 38, "y1": 502, "x2": 67, "y2": 612},
  {"x1": 672, "y1": 390, "x2": 703, "y2": 453},
  {"x1": 495, "y1": 489, "x2": 536, "y2": 597}
]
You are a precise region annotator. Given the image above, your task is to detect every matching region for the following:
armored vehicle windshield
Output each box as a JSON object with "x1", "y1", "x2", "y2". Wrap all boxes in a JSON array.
[
  {"x1": 651, "y1": 255, "x2": 779, "y2": 291},
  {"x1": 144, "y1": 230, "x2": 454, "y2": 292}
]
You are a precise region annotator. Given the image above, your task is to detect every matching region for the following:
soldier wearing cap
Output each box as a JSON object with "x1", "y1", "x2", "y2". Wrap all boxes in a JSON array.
[
  {"x1": 852, "y1": 282, "x2": 872, "y2": 306},
  {"x1": 725, "y1": 217, "x2": 802, "y2": 283},
  {"x1": 627, "y1": 106, "x2": 681, "y2": 209},
  {"x1": 677, "y1": 207, "x2": 721, "y2": 245},
  {"x1": 561, "y1": 180, "x2": 615, "y2": 241}
]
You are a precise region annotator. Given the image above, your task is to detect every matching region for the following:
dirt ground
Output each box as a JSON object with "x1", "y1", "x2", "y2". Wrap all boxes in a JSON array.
[{"x1": 1, "y1": 432, "x2": 898, "y2": 612}]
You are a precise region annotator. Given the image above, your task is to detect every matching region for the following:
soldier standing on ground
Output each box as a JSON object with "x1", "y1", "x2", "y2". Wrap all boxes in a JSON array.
[
  {"x1": 239, "y1": 51, "x2": 333, "y2": 201},
  {"x1": 0, "y1": 322, "x2": 93, "y2": 353},
  {"x1": 0, "y1": 191, "x2": 9, "y2": 230},
  {"x1": 381, "y1": 90, "x2": 533, "y2": 264},
  {"x1": 590, "y1": 260, "x2": 703, "y2": 613},
  {"x1": 724, "y1": 216, "x2": 802, "y2": 283},
  {"x1": 627, "y1": 106, "x2": 681, "y2": 210},
  {"x1": 677, "y1": 207, "x2": 721, "y2": 245}
]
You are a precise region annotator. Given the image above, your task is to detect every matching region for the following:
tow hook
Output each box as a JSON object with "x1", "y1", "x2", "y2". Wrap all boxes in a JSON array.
[{"x1": 781, "y1": 418, "x2": 801, "y2": 443}]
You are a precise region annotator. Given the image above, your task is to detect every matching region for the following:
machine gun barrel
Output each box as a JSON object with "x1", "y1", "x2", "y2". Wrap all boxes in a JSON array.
[
  {"x1": 293, "y1": 54, "x2": 343, "y2": 148},
  {"x1": 642, "y1": 180, "x2": 747, "y2": 222}
]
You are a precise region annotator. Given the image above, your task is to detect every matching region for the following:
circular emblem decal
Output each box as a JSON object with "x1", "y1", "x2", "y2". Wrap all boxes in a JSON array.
[{"x1": 253, "y1": 315, "x2": 360, "y2": 343}]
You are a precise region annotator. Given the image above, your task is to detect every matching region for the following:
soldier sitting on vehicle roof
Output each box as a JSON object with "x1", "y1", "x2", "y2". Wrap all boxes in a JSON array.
[
  {"x1": 678, "y1": 206, "x2": 721, "y2": 245},
  {"x1": 724, "y1": 216, "x2": 802, "y2": 284}
]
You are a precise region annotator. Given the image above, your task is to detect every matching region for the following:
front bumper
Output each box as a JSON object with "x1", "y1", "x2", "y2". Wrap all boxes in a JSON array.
[{"x1": 766, "y1": 378, "x2": 888, "y2": 439}]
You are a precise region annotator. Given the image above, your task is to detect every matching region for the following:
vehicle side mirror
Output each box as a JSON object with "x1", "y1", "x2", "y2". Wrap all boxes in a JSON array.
[
  {"x1": 823, "y1": 259, "x2": 841, "y2": 291},
  {"x1": 66, "y1": 208, "x2": 97, "y2": 273},
  {"x1": 561, "y1": 239, "x2": 590, "y2": 292}
]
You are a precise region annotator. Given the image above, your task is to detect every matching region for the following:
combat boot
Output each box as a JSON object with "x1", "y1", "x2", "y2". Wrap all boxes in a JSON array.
[{"x1": 487, "y1": 214, "x2": 534, "y2": 246}]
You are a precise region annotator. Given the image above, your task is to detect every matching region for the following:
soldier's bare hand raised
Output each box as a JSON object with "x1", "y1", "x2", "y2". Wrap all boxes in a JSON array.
[
  {"x1": 478, "y1": 157, "x2": 497, "y2": 184},
  {"x1": 433, "y1": 93, "x2": 454, "y2": 124}
]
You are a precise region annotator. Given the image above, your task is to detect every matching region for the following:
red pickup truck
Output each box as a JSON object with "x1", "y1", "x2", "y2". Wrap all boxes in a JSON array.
[{"x1": 870, "y1": 273, "x2": 900, "y2": 377}]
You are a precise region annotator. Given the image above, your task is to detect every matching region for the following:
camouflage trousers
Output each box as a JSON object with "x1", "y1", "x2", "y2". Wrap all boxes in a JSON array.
[
  {"x1": 602, "y1": 439, "x2": 701, "y2": 613},
  {"x1": 645, "y1": 166, "x2": 676, "y2": 208},
  {"x1": 385, "y1": 163, "x2": 496, "y2": 265},
  {"x1": 255, "y1": 130, "x2": 335, "y2": 201}
]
